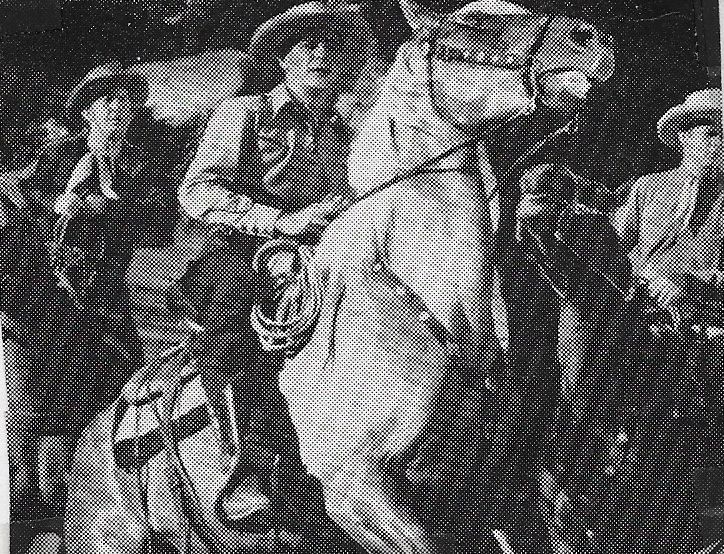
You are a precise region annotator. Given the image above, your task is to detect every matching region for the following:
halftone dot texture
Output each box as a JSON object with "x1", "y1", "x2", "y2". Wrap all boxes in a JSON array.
[{"x1": 1, "y1": 1, "x2": 722, "y2": 553}]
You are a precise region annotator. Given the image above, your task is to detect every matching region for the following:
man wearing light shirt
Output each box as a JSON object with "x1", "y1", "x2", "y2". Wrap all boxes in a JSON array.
[
  {"x1": 613, "y1": 89, "x2": 724, "y2": 313},
  {"x1": 178, "y1": 2, "x2": 370, "y2": 456}
]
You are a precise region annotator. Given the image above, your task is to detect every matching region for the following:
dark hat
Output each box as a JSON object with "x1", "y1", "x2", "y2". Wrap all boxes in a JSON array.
[
  {"x1": 248, "y1": 2, "x2": 373, "y2": 65},
  {"x1": 65, "y1": 61, "x2": 149, "y2": 120}
]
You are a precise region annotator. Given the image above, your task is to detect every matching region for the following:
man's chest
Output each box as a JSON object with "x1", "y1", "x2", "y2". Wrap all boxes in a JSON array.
[
  {"x1": 50, "y1": 148, "x2": 147, "y2": 198},
  {"x1": 256, "y1": 121, "x2": 348, "y2": 169},
  {"x1": 638, "y1": 182, "x2": 724, "y2": 274},
  {"x1": 635, "y1": 177, "x2": 690, "y2": 254},
  {"x1": 250, "y1": 118, "x2": 351, "y2": 208}
]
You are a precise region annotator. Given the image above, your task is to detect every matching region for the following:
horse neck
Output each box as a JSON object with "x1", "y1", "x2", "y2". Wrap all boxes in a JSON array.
[{"x1": 405, "y1": 123, "x2": 496, "y2": 206}]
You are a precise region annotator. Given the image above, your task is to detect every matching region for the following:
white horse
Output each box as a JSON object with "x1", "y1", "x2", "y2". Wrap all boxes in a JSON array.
[
  {"x1": 64, "y1": 3, "x2": 614, "y2": 552},
  {"x1": 280, "y1": 1, "x2": 614, "y2": 552}
]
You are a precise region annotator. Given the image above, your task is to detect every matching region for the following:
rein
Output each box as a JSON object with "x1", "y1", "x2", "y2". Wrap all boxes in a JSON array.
[{"x1": 249, "y1": 107, "x2": 578, "y2": 353}]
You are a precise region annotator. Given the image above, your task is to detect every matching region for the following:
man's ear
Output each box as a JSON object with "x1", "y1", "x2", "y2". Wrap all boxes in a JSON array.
[{"x1": 677, "y1": 130, "x2": 689, "y2": 150}]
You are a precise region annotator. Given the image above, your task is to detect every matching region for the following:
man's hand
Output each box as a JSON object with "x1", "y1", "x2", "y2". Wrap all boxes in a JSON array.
[
  {"x1": 646, "y1": 274, "x2": 683, "y2": 308},
  {"x1": 275, "y1": 195, "x2": 346, "y2": 237},
  {"x1": 516, "y1": 192, "x2": 561, "y2": 242},
  {"x1": 515, "y1": 164, "x2": 569, "y2": 242},
  {"x1": 54, "y1": 192, "x2": 85, "y2": 217}
]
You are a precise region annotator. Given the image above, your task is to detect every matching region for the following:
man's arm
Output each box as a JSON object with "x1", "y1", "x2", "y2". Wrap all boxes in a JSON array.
[
  {"x1": 178, "y1": 97, "x2": 281, "y2": 238},
  {"x1": 21, "y1": 145, "x2": 63, "y2": 214}
]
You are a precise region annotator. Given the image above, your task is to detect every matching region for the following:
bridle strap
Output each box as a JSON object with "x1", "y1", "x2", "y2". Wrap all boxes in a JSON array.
[
  {"x1": 523, "y1": 15, "x2": 555, "y2": 102},
  {"x1": 426, "y1": 13, "x2": 558, "y2": 123}
]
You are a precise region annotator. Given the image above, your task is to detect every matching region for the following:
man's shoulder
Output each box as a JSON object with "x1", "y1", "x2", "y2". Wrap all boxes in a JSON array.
[
  {"x1": 29, "y1": 132, "x2": 87, "y2": 183},
  {"x1": 211, "y1": 95, "x2": 264, "y2": 120},
  {"x1": 38, "y1": 132, "x2": 86, "y2": 161}
]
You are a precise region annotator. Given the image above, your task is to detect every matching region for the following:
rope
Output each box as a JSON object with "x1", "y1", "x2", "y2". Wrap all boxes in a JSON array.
[
  {"x1": 246, "y1": 15, "x2": 577, "y2": 356},
  {"x1": 250, "y1": 239, "x2": 322, "y2": 353}
]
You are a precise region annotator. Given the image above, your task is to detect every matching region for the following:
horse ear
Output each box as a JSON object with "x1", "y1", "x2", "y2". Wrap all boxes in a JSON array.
[{"x1": 399, "y1": 0, "x2": 442, "y2": 35}]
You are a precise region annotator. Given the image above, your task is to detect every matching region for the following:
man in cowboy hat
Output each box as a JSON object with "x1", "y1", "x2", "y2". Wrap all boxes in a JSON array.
[
  {"x1": 613, "y1": 88, "x2": 724, "y2": 311},
  {"x1": 611, "y1": 89, "x2": 724, "y2": 550},
  {"x1": 27, "y1": 61, "x2": 179, "y2": 368},
  {"x1": 178, "y1": 0, "x2": 371, "y2": 533},
  {"x1": 14, "y1": 60, "x2": 179, "y2": 540}
]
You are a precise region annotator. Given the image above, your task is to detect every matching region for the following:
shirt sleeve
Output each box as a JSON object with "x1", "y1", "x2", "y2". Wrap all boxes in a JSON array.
[
  {"x1": 20, "y1": 146, "x2": 63, "y2": 214},
  {"x1": 178, "y1": 98, "x2": 282, "y2": 238}
]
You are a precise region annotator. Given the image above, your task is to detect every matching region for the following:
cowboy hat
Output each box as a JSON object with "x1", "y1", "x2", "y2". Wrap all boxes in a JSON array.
[
  {"x1": 657, "y1": 89, "x2": 722, "y2": 150},
  {"x1": 248, "y1": 2, "x2": 372, "y2": 64},
  {"x1": 65, "y1": 61, "x2": 148, "y2": 121}
]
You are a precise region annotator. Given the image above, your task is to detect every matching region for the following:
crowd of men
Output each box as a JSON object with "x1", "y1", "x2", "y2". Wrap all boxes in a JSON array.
[{"x1": 1, "y1": 0, "x2": 723, "y2": 553}]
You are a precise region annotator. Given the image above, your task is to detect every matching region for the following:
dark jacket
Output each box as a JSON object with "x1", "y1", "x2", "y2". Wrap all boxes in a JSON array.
[{"x1": 25, "y1": 114, "x2": 180, "y2": 269}]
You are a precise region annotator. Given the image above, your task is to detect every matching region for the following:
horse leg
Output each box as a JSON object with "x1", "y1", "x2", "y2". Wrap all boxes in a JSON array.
[{"x1": 321, "y1": 459, "x2": 441, "y2": 554}]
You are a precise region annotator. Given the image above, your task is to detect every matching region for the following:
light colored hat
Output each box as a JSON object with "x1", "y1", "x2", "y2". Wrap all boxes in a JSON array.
[
  {"x1": 65, "y1": 61, "x2": 148, "y2": 121},
  {"x1": 248, "y1": 2, "x2": 372, "y2": 65},
  {"x1": 657, "y1": 88, "x2": 722, "y2": 149}
]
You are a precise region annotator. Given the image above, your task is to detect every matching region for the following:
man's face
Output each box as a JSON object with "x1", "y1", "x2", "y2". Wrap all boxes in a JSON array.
[
  {"x1": 679, "y1": 123, "x2": 723, "y2": 170},
  {"x1": 81, "y1": 87, "x2": 139, "y2": 137},
  {"x1": 279, "y1": 33, "x2": 348, "y2": 93}
]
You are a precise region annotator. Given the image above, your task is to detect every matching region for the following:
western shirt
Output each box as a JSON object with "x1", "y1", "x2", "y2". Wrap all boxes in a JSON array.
[
  {"x1": 179, "y1": 84, "x2": 354, "y2": 237},
  {"x1": 613, "y1": 166, "x2": 724, "y2": 284}
]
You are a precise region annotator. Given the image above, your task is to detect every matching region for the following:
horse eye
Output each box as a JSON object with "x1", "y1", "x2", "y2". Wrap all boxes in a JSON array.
[{"x1": 570, "y1": 26, "x2": 594, "y2": 48}]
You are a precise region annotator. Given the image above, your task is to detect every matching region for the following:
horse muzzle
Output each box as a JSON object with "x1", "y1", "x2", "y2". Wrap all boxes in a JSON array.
[
  {"x1": 533, "y1": 16, "x2": 615, "y2": 109},
  {"x1": 537, "y1": 70, "x2": 594, "y2": 112},
  {"x1": 429, "y1": 10, "x2": 615, "y2": 122}
]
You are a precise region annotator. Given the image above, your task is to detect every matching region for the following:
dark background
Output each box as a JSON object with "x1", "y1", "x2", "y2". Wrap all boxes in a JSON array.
[{"x1": 0, "y1": 0, "x2": 720, "y2": 186}]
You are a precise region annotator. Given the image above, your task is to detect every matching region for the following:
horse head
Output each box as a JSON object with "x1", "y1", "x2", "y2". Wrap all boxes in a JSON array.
[
  {"x1": 404, "y1": 0, "x2": 614, "y2": 129},
  {"x1": 350, "y1": 0, "x2": 614, "y2": 191}
]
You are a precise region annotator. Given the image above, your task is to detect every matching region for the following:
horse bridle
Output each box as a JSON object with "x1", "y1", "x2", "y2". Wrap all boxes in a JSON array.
[{"x1": 425, "y1": 12, "x2": 558, "y2": 127}]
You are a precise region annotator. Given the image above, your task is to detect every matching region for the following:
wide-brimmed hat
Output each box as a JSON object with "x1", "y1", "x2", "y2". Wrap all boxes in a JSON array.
[
  {"x1": 65, "y1": 61, "x2": 149, "y2": 120},
  {"x1": 248, "y1": 2, "x2": 372, "y2": 65},
  {"x1": 657, "y1": 89, "x2": 722, "y2": 150}
]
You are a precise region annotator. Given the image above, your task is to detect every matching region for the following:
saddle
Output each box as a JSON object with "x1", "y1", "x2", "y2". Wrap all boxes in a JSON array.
[{"x1": 112, "y1": 338, "x2": 346, "y2": 553}]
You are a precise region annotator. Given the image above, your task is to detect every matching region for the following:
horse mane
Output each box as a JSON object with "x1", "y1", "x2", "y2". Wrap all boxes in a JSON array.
[{"x1": 349, "y1": 38, "x2": 469, "y2": 195}]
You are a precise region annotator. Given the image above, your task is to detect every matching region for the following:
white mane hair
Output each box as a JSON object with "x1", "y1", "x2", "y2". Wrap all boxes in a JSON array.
[{"x1": 401, "y1": 0, "x2": 530, "y2": 34}]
